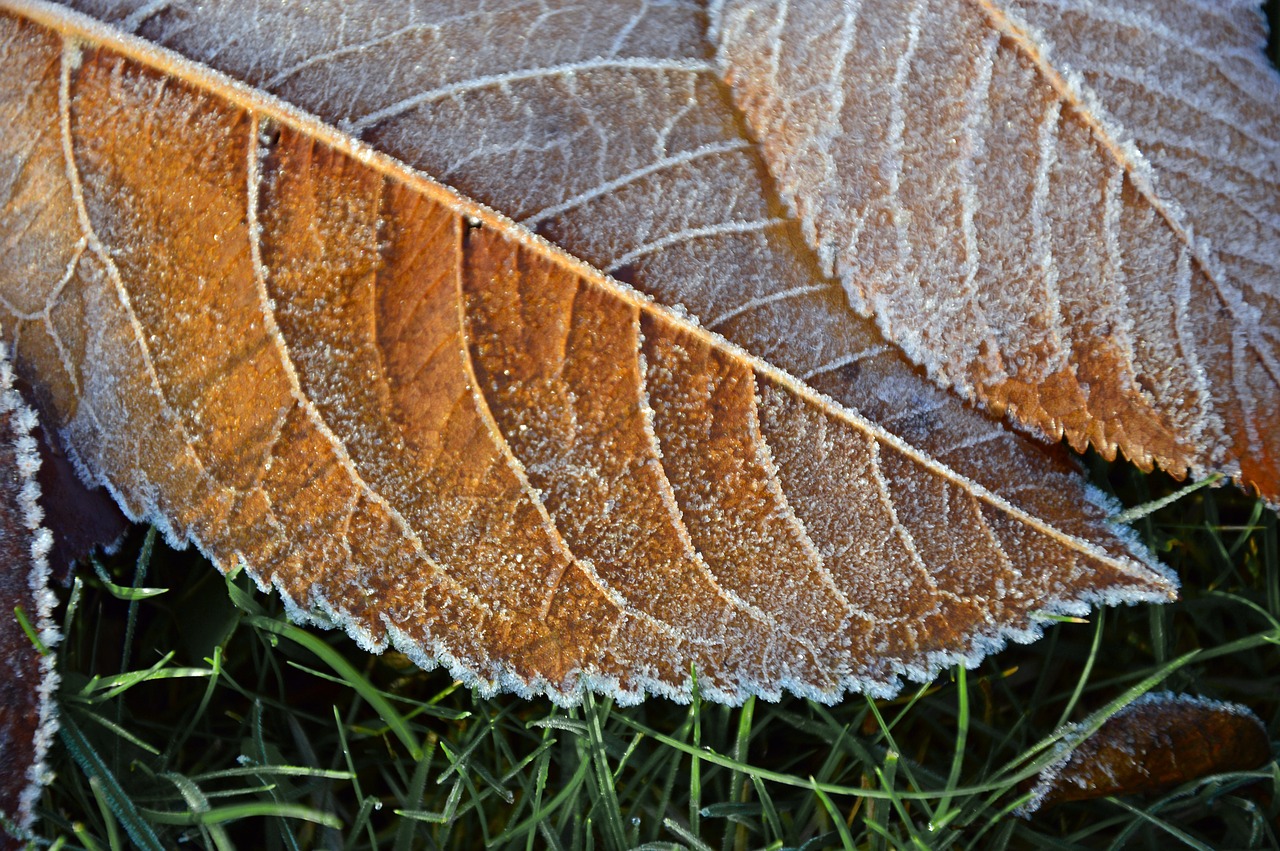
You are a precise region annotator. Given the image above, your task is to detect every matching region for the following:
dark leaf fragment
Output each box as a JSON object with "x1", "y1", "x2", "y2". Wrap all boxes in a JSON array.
[
  {"x1": 1022, "y1": 691, "x2": 1272, "y2": 814},
  {"x1": 0, "y1": 348, "x2": 59, "y2": 846}
]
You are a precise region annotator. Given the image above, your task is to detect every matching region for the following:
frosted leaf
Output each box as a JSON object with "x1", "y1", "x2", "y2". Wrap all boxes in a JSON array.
[
  {"x1": 1021, "y1": 691, "x2": 1271, "y2": 814},
  {"x1": 0, "y1": 341, "x2": 60, "y2": 845},
  {"x1": 39, "y1": 0, "x2": 1154, "y2": 552},
  {"x1": 714, "y1": 0, "x2": 1280, "y2": 503},
  {"x1": 0, "y1": 2, "x2": 1174, "y2": 704}
]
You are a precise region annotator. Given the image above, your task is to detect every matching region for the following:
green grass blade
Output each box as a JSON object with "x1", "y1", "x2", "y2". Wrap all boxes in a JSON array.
[
  {"x1": 932, "y1": 667, "x2": 970, "y2": 828},
  {"x1": 1056, "y1": 609, "x2": 1106, "y2": 729},
  {"x1": 13, "y1": 605, "x2": 50, "y2": 656},
  {"x1": 1106, "y1": 798, "x2": 1215, "y2": 851},
  {"x1": 583, "y1": 692, "x2": 628, "y2": 851},
  {"x1": 246, "y1": 614, "x2": 423, "y2": 759},
  {"x1": 73, "y1": 706, "x2": 161, "y2": 756},
  {"x1": 139, "y1": 803, "x2": 342, "y2": 829},
  {"x1": 723, "y1": 697, "x2": 755, "y2": 851},
  {"x1": 491, "y1": 750, "x2": 592, "y2": 846},
  {"x1": 119, "y1": 525, "x2": 156, "y2": 670},
  {"x1": 393, "y1": 740, "x2": 435, "y2": 851},
  {"x1": 750, "y1": 774, "x2": 784, "y2": 843},
  {"x1": 1109, "y1": 474, "x2": 1223, "y2": 524},
  {"x1": 396, "y1": 779, "x2": 463, "y2": 823},
  {"x1": 86, "y1": 776, "x2": 122, "y2": 851},
  {"x1": 810, "y1": 779, "x2": 855, "y2": 851},
  {"x1": 59, "y1": 713, "x2": 165, "y2": 851},
  {"x1": 663, "y1": 817, "x2": 713, "y2": 851}
]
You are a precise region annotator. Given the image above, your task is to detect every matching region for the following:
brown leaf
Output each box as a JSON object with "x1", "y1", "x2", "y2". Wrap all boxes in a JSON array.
[
  {"x1": 0, "y1": 2, "x2": 1174, "y2": 702},
  {"x1": 17, "y1": 375, "x2": 128, "y2": 582},
  {"x1": 43, "y1": 0, "x2": 1159, "y2": 557},
  {"x1": 714, "y1": 0, "x2": 1280, "y2": 502},
  {"x1": 0, "y1": 348, "x2": 59, "y2": 846},
  {"x1": 1022, "y1": 692, "x2": 1272, "y2": 814}
]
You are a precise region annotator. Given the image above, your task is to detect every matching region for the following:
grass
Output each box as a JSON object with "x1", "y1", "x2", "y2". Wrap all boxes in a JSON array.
[{"x1": 24, "y1": 453, "x2": 1280, "y2": 850}]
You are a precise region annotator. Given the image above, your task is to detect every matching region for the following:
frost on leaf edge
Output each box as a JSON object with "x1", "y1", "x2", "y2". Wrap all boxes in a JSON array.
[{"x1": 0, "y1": 341, "x2": 61, "y2": 838}]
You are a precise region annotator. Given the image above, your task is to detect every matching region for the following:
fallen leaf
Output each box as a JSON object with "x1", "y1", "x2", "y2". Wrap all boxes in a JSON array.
[
  {"x1": 0, "y1": 1, "x2": 1174, "y2": 703},
  {"x1": 0, "y1": 346, "x2": 59, "y2": 847},
  {"x1": 45, "y1": 0, "x2": 1148, "y2": 554},
  {"x1": 714, "y1": 0, "x2": 1280, "y2": 502},
  {"x1": 21, "y1": 379, "x2": 128, "y2": 582},
  {"x1": 1021, "y1": 692, "x2": 1272, "y2": 814}
]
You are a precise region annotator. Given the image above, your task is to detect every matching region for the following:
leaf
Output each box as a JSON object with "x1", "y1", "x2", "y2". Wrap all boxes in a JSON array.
[
  {"x1": 23, "y1": 384, "x2": 128, "y2": 581},
  {"x1": 0, "y1": 344, "x2": 59, "y2": 846},
  {"x1": 44, "y1": 0, "x2": 1155, "y2": 554},
  {"x1": 0, "y1": 1, "x2": 1173, "y2": 703},
  {"x1": 712, "y1": 0, "x2": 1280, "y2": 502},
  {"x1": 1020, "y1": 692, "x2": 1271, "y2": 814}
]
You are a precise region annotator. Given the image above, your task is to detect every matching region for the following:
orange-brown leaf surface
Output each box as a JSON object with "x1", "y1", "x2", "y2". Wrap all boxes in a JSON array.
[
  {"x1": 42, "y1": 0, "x2": 1148, "y2": 552},
  {"x1": 0, "y1": 348, "x2": 58, "y2": 846},
  {"x1": 0, "y1": 1, "x2": 1175, "y2": 702},
  {"x1": 714, "y1": 0, "x2": 1280, "y2": 501}
]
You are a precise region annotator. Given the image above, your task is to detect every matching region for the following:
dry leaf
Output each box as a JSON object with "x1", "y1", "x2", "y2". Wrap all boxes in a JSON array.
[
  {"x1": 0, "y1": 348, "x2": 58, "y2": 846},
  {"x1": 0, "y1": 1, "x2": 1175, "y2": 703},
  {"x1": 1021, "y1": 692, "x2": 1271, "y2": 814},
  {"x1": 714, "y1": 0, "x2": 1280, "y2": 502},
  {"x1": 21, "y1": 384, "x2": 128, "y2": 581},
  {"x1": 44, "y1": 0, "x2": 1149, "y2": 554}
]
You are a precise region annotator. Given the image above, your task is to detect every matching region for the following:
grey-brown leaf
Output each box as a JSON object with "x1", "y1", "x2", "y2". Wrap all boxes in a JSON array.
[{"x1": 713, "y1": 0, "x2": 1280, "y2": 502}]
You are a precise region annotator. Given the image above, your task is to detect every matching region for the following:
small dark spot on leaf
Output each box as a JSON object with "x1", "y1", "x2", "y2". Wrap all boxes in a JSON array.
[
  {"x1": 837, "y1": 360, "x2": 863, "y2": 384},
  {"x1": 610, "y1": 263, "x2": 640, "y2": 286}
]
